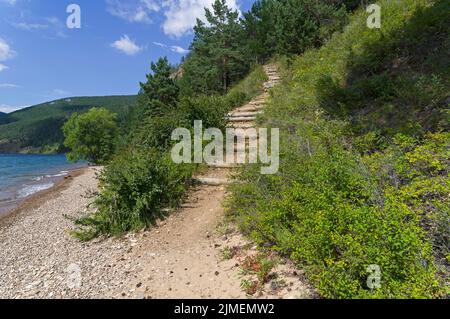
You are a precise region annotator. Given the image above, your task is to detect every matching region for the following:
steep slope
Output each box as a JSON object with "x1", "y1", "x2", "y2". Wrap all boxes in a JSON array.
[
  {"x1": 228, "y1": 0, "x2": 449, "y2": 298},
  {"x1": 0, "y1": 95, "x2": 137, "y2": 153}
]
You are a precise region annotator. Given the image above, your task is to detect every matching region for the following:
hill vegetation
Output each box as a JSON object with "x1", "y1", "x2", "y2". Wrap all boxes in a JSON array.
[
  {"x1": 228, "y1": 0, "x2": 449, "y2": 298},
  {"x1": 71, "y1": 0, "x2": 352, "y2": 238},
  {"x1": 60, "y1": 0, "x2": 448, "y2": 298},
  {"x1": 0, "y1": 112, "x2": 10, "y2": 125},
  {"x1": 0, "y1": 95, "x2": 136, "y2": 153}
]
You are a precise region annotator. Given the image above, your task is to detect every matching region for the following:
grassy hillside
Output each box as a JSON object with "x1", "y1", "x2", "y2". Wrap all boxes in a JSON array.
[
  {"x1": 228, "y1": 0, "x2": 449, "y2": 298},
  {"x1": 0, "y1": 95, "x2": 137, "y2": 153}
]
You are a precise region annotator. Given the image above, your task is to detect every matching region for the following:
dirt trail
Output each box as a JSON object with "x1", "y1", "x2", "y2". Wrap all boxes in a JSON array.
[
  {"x1": 0, "y1": 65, "x2": 314, "y2": 299},
  {"x1": 119, "y1": 64, "x2": 314, "y2": 299}
]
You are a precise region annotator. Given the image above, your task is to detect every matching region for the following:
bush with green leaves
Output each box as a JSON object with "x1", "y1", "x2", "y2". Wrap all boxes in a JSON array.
[
  {"x1": 229, "y1": 127, "x2": 444, "y2": 298},
  {"x1": 73, "y1": 148, "x2": 195, "y2": 240},
  {"x1": 63, "y1": 107, "x2": 118, "y2": 164}
]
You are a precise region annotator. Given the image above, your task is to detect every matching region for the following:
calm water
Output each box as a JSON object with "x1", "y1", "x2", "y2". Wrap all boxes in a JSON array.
[{"x1": 0, "y1": 154, "x2": 86, "y2": 215}]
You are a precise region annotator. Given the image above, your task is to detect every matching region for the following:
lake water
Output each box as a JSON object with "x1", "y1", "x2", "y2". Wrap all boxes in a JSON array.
[{"x1": 0, "y1": 154, "x2": 86, "y2": 215}]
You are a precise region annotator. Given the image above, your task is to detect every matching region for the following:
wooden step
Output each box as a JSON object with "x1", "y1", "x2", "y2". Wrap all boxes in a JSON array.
[
  {"x1": 207, "y1": 162, "x2": 239, "y2": 168},
  {"x1": 227, "y1": 123, "x2": 255, "y2": 129},
  {"x1": 253, "y1": 95, "x2": 269, "y2": 101},
  {"x1": 228, "y1": 111, "x2": 263, "y2": 117},
  {"x1": 233, "y1": 105, "x2": 264, "y2": 113},
  {"x1": 247, "y1": 101, "x2": 265, "y2": 107},
  {"x1": 227, "y1": 116, "x2": 256, "y2": 122},
  {"x1": 194, "y1": 177, "x2": 232, "y2": 186}
]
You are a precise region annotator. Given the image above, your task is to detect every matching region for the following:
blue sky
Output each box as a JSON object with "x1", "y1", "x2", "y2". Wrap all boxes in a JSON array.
[{"x1": 0, "y1": 0, "x2": 254, "y2": 113}]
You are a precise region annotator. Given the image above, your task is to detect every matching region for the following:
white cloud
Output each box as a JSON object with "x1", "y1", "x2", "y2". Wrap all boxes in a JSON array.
[
  {"x1": 10, "y1": 16, "x2": 67, "y2": 38},
  {"x1": 0, "y1": 38, "x2": 15, "y2": 71},
  {"x1": 162, "y1": 0, "x2": 240, "y2": 37},
  {"x1": 170, "y1": 45, "x2": 189, "y2": 54},
  {"x1": 0, "y1": 104, "x2": 26, "y2": 113},
  {"x1": 0, "y1": 83, "x2": 21, "y2": 88},
  {"x1": 141, "y1": 0, "x2": 161, "y2": 11},
  {"x1": 106, "y1": 0, "x2": 241, "y2": 38},
  {"x1": 153, "y1": 41, "x2": 189, "y2": 54},
  {"x1": 106, "y1": 0, "x2": 160, "y2": 24},
  {"x1": 0, "y1": 38, "x2": 15, "y2": 61},
  {"x1": 0, "y1": 0, "x2": 18, "y2": 6},
  {"x1": 111, "y1": 35, "x2": 143, "y2": 56},
  {"x1": 45, "y1": 17, "x2": 67, "y2": 38},
  {"x1": 12, "y1": 22, "x2": 49, "y2": 31}
]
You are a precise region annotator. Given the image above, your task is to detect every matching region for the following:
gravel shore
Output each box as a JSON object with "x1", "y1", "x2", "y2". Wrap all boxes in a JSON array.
[
  {"x1": 0, "y1": 167, "x2": 137, "y2": 298},
  {"x1": 0, "y1": 166, "x2": 313, "y2": 299}
]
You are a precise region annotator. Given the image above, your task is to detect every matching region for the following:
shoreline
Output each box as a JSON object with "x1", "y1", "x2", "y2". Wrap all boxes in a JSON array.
[
  {"x1": 0, "y1": 167, "x2": 91, "y2": 226},
  {"x1": 0, "y1": 166, "x2": 106, "y2": 298}
]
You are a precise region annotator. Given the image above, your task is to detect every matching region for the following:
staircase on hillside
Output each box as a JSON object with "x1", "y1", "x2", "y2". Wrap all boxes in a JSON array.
[{"x1": 195, "y1": 65, "x2": 281, "y2": 186}]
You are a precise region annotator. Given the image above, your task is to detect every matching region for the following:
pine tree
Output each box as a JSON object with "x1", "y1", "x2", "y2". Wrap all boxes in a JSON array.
[
  {"x1": 184, "y1": 0, "x2": 249, "y2": 94},
  {"x1": 128, "y1": 57, "x2": 182, "y2": 150},
  {"x1": 139, "y1": 57, "x2": 180, "y2": 116},
  {"x1": 242, "y1": 0, "x2": 278, "y2": 64},
  {"x1": 242, "y1": 0, "x2": 349, "y2": 58}
]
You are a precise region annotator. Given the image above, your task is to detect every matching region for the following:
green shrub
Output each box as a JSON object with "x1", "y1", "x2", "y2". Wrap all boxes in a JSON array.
[
  {"x1": 73, "y1": 149, "x2": 195, "y2": 239},
  {"x1": 132, "y1": 110, "x2": 185, "y2": 150},
  {"x1": 63, "y1": 107, "x2": 118, "y2": 164}
]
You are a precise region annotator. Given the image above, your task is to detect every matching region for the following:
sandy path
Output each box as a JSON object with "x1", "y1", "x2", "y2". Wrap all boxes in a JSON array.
[{"x1": 0, "y1": 65, "x2": 314, "y2": 299}]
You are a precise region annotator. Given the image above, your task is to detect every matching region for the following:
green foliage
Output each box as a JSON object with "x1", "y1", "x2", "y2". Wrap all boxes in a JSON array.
[
  {"x1": 182, "y1": 0, "x2": 250, "y2": 94},
  {"x1": 364, "y1": 132, "x2": 450, "y2": 263},
  {"x1": 179, "y1": 66, "x2": 267, "y2": 132},
  {"x1": 0, "y1": 112, "x2": 11, "y2": 125},
  {"x1": 0, "y1": 95, "x2": 136, "y2": 153},
  {"x1": 311, "y1": 0, "x2": 450, "y2": 137},
  {"x1": 63, "y1": 107, "x2": 119, "y2": 164},
  {"x1": 73, "y1": 149, "x2": 195, "y2": 239},
  {"x1": 75, "y1": 61, "x2": 267, "y2": 239},
  {"x1": 139, "y1": 57, "x2": 180, "y2": 116},
  {"x1": 132, "y1": 64, "x2": 267, "y2": 150},
  {"x1": 243, "y1": 0, "x2": 349, "y2": 61},
  {"x1": 191, "y1": 65, "x2": 267, "y2": 124},
  {"x1": 227, "y1": 0, "x2": 448, "y2": 298}
]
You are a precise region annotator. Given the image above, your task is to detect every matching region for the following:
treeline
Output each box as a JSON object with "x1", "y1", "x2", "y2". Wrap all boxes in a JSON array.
[
  {"x1": 0, "y1": 95, "x2": 136, "y2": 154},
  {"x1": 181, "y1": 0, "x2": 359, "y2": 95}
]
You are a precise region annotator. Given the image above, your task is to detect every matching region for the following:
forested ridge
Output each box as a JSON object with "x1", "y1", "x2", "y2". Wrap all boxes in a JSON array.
[
  {"x1": 0, "y1": 95, "x2": 137, "y2": 153},
  {"x1": 55, "y1": 0, "x2": 450, "y2": 298}
]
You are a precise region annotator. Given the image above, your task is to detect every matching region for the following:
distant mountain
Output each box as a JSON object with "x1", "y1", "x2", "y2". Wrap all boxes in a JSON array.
[{"x1": 0, "y1": 95, "x2": 137, "y2": 154}]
